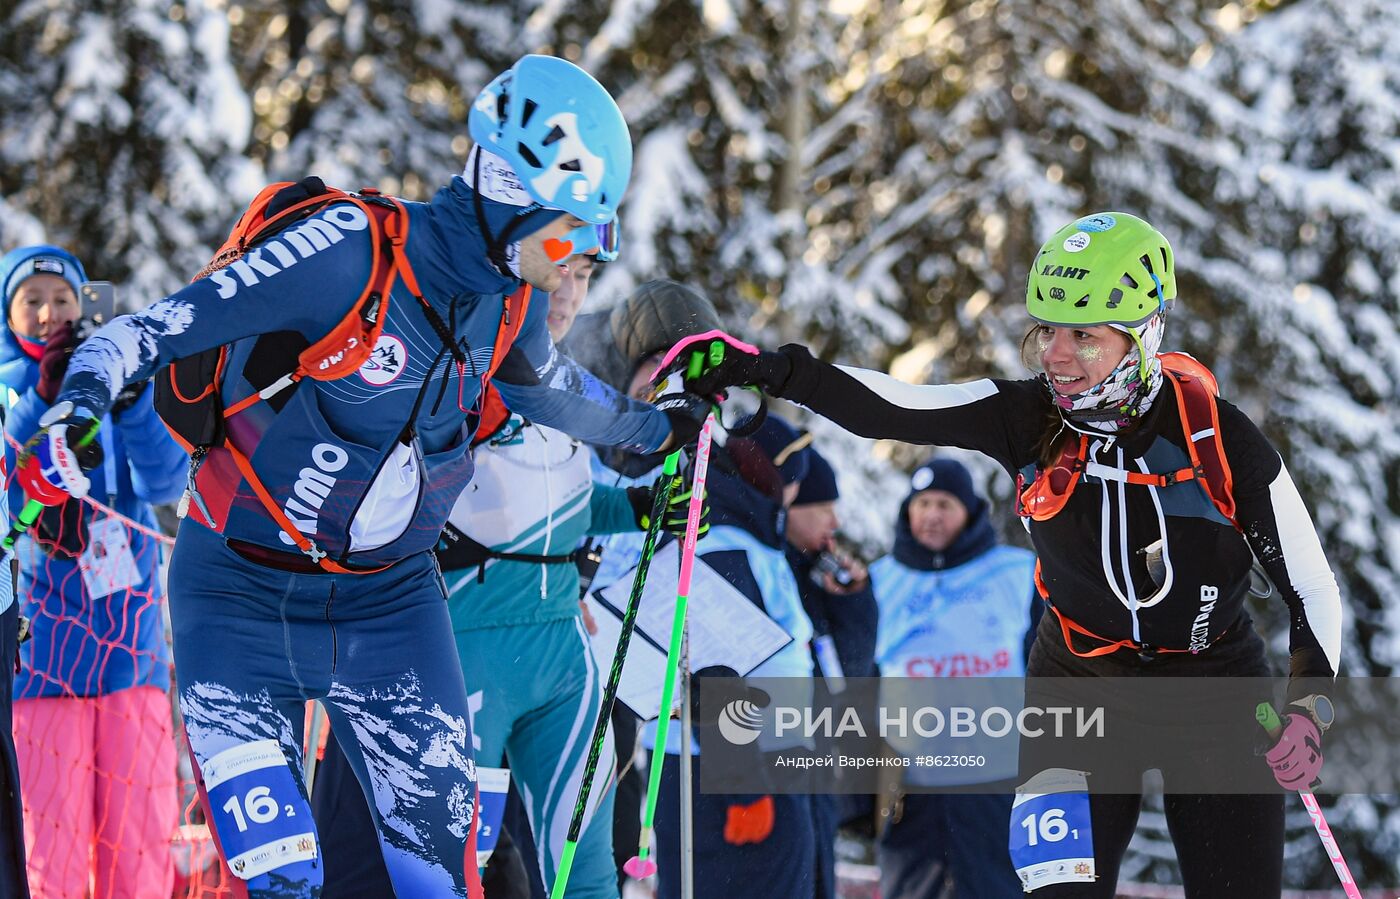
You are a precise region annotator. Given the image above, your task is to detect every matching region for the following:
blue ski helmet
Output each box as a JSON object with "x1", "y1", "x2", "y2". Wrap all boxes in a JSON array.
[{"x1": 468, "y1": 55, "x2": 632, "y2": 225}]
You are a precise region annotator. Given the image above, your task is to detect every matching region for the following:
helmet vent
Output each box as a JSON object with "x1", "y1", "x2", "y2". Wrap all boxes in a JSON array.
[
  {"x1": 1074, "y1": 294, "x2": 1090, "y2": 308},
  {"x1": 517, "y1": 143, "x2": 542, "y2": 168},
  {"x1": 543, "y1": 124, "x2": 565, "y2": 146},
  {"x1": 521, "y1": 99, "x2": 539, "y2": 128},
  {"x1": 559, "y1": 158, "x2": 582, "y2": 172},
  {"x1": 1119, "y1": 273, "x2": 1138, "y2": 289}
]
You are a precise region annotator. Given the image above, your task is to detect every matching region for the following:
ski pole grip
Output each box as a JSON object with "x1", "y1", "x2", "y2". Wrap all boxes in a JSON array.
[
  {"x1": 1256, "y1": 702, "x2": 1283, "y2": 741},
  {"x1": 4, "y1": 417, "x2": 103, "y2": 553},
  {"x1": 709, "y1": 339, "x2": 725, "y2": 368}
]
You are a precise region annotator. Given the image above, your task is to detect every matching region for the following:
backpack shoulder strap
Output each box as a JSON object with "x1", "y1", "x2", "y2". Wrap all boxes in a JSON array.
[
  {"x1": 469, "y1": 286, "x2": 534, "y2": 445},
  {"x1": 1160, "y1": 352, "x2": 1236, "y2": 525}
]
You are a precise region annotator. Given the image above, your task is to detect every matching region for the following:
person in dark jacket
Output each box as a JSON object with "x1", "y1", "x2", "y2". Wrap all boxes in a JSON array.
[
  {"x1": 660, "y1": 211, "x2": 1342, "y2": 896},
  {"x1": 870, "y1": 457, "x2": 1038, "y2": 898},
  {"x1": 651, "y1": 415, "x2": 818, "y2": 899},
  {"x1": 783, "y1": 445, "x2": 878, "y2": 899}
]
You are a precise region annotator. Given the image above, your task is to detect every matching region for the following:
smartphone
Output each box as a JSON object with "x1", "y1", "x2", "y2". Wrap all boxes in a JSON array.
[{"x1": 79, "y1": 281, "x2": 116, "y2": 327}]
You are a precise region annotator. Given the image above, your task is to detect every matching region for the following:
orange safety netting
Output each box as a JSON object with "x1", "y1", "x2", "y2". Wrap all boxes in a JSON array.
[{"x1": 6, "y1": 485, "x2": 243, "y2": 898}]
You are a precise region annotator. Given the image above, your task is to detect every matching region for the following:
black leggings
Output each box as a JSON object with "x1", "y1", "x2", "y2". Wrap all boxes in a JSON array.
[
  {"x1": 1023, "y1": 613, "x2": 1284, "y2": 897},
  {"x1": 1030, "y1": 791, "x2": 1283, "y2": 898}
]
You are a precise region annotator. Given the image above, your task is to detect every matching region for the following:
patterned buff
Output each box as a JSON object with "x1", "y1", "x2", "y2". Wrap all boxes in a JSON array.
[
  {"x1": 465, "y1": 144, "x2": 531, "y2": 278},
  {"x1": 1043, "y1": 312, "x2": 1167, "y2": 434}
]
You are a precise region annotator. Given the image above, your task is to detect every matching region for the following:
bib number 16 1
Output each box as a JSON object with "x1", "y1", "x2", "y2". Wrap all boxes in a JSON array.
[{"x1": 1019, "y1": 807, "x2": 1080, "y2": 846}]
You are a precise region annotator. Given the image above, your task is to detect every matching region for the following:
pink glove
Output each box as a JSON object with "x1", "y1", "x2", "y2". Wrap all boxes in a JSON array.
[{"x1": 1265, "y1": 712, "x2": 1323, "y2": 791}]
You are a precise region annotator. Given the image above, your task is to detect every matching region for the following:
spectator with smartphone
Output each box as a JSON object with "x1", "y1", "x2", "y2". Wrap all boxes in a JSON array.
[{"x1": 0, "y1": 245, "x2": 186, "y2": 899}]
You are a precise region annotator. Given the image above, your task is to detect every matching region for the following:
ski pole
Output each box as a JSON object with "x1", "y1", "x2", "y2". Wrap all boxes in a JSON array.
[
  {"x1": 625, "y1": 411, "x2": 716, "y2": 881},
  {"x1": 1256, "y1": 703, "x2": 1362, "y2": 899},
  {"x1": 548, "y1": 453, "x2": 683, "y2": 898},
  {"x1": 678, "y1": 620, "x2": 695, "y2": 898},
  {"x1": 3, "y1": 419, "x2": 102, "y2": 554}
]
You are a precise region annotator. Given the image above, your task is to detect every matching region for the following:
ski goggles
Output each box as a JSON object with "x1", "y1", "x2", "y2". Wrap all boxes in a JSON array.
[{"x1": 544, "y1": 216, "x2": 622, "y2": 263}]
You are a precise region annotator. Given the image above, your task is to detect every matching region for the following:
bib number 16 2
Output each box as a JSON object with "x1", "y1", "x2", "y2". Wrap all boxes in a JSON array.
[{"x1": 222, "y1": 786, "x2": 297, "y2": 833}]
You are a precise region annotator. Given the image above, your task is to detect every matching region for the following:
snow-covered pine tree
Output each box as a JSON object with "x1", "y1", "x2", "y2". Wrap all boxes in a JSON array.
[
  {"x1": 223, "y1": 0, "x2": 505, "y2": 196},
  {"x1": 0, "y1": 0, "x2": 258, "y2": 301}
]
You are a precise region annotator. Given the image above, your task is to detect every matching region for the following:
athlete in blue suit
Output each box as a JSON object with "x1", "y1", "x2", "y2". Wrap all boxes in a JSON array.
[{"x1": 17, "y1": 56, "x2": 700, "y2": 899}]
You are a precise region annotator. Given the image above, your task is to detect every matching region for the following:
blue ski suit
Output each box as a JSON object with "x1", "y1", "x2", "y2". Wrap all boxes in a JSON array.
[
  {"x1": 0, "y1": 340, "x2": 186, "y2": 703},
  {"x1": 48, "y1": 177, "x2": 671, "y2": 899}
]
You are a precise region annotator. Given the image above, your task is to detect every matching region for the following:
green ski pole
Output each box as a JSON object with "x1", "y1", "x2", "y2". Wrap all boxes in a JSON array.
[{"x1": 551, "y1": 348, "x2": 715, "y2": 897}]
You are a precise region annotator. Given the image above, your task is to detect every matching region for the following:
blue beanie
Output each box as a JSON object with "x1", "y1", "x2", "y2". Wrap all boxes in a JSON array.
[
  {"x1": 749, "y1": 417, "x2": 812, "y2": 486},
  {"x1": 793, "y1": 447, "x2": 839, "y2": 505},
  {"x1": 906, "y1": 457, "x2": 984, "y2": 518},
  {"x1": 0, "y1": 245, "x2": 87, "y2": 321}
]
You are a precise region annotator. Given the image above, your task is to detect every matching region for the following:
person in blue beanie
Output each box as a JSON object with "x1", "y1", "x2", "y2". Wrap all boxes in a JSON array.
[
  {"x1": 0, "y1": 244, "x2": 186, "y2": 899},
  {"x1": 869, "y1": 457, "x2": 1039, "y2": 898},
  {"x1": 14, "y1": 57, "x2": 705, "y2": 899}
]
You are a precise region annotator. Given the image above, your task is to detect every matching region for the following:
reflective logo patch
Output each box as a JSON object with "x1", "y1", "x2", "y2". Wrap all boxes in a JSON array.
[{"x1": 359, "y1": 333, "x2": 407, "y2": 386}]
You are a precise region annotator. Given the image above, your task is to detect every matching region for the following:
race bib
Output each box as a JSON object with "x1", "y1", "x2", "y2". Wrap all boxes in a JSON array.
[
  {"x1": 202, "y1": 740, "x2": 317, "y2": 880},
  {"x1": 475, "y1": 767, "x2": 511, "y2": 868},
  {"x1": 79, "y1": 515, "x2": 142, "y2": 599},
  {"x1": 1010, "y1": 768, "x2": 1095, "y2": 891}
]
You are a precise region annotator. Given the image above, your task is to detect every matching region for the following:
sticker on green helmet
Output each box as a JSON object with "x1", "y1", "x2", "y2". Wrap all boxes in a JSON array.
[{"x1": 1025, "y1": 211, "x2": 1176, "y2": 329}]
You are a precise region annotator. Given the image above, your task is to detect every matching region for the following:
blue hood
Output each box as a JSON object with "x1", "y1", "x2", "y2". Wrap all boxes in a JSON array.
[{"x1": 433, "y1": 174, "x2": 564, "y2": 296}]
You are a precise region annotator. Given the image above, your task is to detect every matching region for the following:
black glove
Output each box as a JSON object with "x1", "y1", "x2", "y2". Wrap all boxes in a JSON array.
[
  {"x1": 689, "y1": 350, "x2": 792, "y2": 399},
  {"x1": 654, "y1": 333, "x2": 796, "y2": 399},
  {"x1": 626, "y1": 474, "x2": 710, "y2": 538},
  {"x1": 36, "y1": 321, "x2": 78, "y2": 404},
  {"x1": 654, "y1": 390, "x2": 709, "y2": 451}
]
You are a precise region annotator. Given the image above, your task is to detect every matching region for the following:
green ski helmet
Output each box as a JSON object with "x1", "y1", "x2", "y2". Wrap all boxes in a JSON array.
[{"x1": 1025, "y1": 212, "x2": 1175, "y2": 330}]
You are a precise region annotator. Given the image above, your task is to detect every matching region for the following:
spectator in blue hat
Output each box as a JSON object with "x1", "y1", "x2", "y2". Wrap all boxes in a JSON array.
[
  {"x1": 869, "y1": 457, "x2": 1040, "y2": 898},
  {"x1": 0, "y1": 245, "x2": 186, "y2": 899}
]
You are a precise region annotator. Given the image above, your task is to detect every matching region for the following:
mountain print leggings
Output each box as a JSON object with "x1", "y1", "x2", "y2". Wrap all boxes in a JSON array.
[{"x1": 167, "y1": 520, "x2": 480, "y2": 899}]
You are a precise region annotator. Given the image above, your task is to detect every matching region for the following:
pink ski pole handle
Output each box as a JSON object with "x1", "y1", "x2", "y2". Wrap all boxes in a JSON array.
[
  {"x1": 651, "y1": 330, "x2": 760, "y2": 383},
  {"x1": 1257, "y1": 703, "x2": 1361, "y2": 898},
  {"x1": 676, "y1": 415, "x2": 714, "y2": 593}
]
